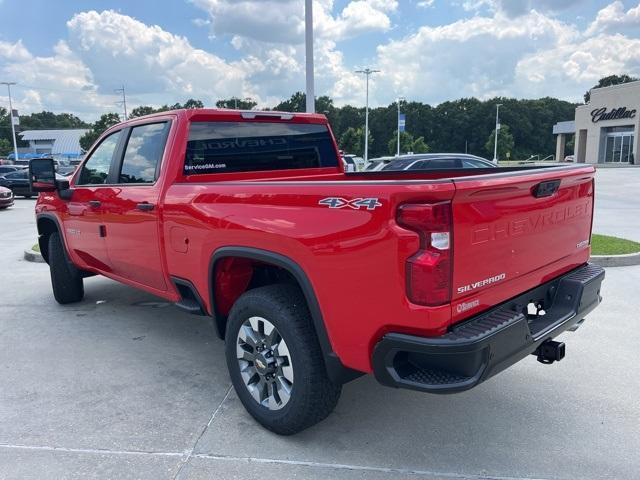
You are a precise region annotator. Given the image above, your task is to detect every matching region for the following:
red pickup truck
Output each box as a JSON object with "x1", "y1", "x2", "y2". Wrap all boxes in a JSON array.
[{"x1": 30, "y1": 109, "x2": 604, "y2": 434}]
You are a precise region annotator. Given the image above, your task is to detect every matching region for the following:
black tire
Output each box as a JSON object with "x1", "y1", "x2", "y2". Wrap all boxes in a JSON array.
[
  {"x1": 225, "y1": 284, "x2": 341, "y2": 435},
  {"x1": 48, "y1": 231, "x2": 84, "y2": 304}
]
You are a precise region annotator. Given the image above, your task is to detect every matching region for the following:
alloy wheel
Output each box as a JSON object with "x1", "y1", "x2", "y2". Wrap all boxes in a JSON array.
[{"x1": 236, "y1": 316, "x2": 294, "y2": 410}]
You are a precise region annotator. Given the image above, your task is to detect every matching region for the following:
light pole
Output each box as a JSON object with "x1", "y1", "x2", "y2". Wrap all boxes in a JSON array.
[
  {"x1": 355, "y1": 68, "x2": 379, "y2": 162},
  {"x1": 493, "y1": 103, "x2": 502, "y2": 163},
  {"x1": 305, "y1": 0, "x2": 315, "y2": 113},
  {"x1": 1, "y1": 82, "x2": 19, "y2": 162},
  {"x1": 396, "y1": 96, "x2": 405, "y2": 157}
]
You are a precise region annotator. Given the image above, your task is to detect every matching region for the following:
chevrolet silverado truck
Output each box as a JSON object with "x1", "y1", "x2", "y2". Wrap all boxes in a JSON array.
[{"x1": 29, "y1": 109, "x2": 604, "y2": 435}]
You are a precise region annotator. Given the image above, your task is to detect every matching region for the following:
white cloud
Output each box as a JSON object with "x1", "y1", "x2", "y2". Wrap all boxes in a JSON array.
[
  {"x1": 371, "y1": 4, "x2": 640, "y2": 105},
  {"x1": 0, "y1": 39, "x2": 113, "y2": 118},
  {"x1": 66, "y1": 10, "x2": 249, "y2": 99},
  {"x1": 374, "y1": 11, "x2": 579, "y2": 103},
  {"x1": 417, "y1": 0, "x2": 435, "y2": 8},
  {"x1": 188, "y1": 0, "x2": 391, "y2": 105},
  {"x1": 586, "y1": 1, "x2": 640, "y2": 35}
]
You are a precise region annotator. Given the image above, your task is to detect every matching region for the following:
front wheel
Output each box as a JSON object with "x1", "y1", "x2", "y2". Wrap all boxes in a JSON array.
[
  {"x1": 48, "y1": 231, "x2": 84, "y2": 304},
  {"x1": 225, "y1": 284, "x2": 341, "y2": 435}
]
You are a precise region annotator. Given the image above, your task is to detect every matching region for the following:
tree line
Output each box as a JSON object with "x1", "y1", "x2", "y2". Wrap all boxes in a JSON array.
[{"x1": 1, "y1": 74, "x2": 636, "y2": 160}]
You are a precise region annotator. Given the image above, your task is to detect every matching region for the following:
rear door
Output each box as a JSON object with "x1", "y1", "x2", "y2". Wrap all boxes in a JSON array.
[
  {"x1": 102, "y1": 121, "x2": 171, "y2": 292},
  {"x1": 450, "y1": 166, "x2": 594, "y2": 307}
]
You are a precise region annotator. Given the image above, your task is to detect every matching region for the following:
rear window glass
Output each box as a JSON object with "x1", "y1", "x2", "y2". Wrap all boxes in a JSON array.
[{"x1": 184, "y1": 122, "x2": 338, "y2": 175}]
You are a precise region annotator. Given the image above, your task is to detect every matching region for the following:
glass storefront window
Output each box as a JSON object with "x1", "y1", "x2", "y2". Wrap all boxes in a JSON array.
[{"x1": 603, "y1": 126, "x2": 634, "y2": 163}]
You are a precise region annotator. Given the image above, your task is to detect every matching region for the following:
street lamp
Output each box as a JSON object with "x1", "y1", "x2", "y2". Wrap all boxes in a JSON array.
[
  {"x1": 396, "y1": 96, "x2": 405, "y2": 157},
  {"x1": 493, "y1": 103, "x2": 502, "y2": 163},
  {"x1": 1, "y1": 82, "x2": 19, "y2": 162},
  {"x1": 355, "y1": 68, "x2": 380, "y2": 162},
  {"x1": 305, "y1": 0, "x2": 315, "y2": 113}
]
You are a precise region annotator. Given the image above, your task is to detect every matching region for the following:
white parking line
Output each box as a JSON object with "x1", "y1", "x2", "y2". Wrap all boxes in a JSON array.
[{"x1": 0, "y1": 443, "x2": 564, "y2": 480}]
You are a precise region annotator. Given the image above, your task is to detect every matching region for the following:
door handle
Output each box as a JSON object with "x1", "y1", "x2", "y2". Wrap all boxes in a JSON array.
[
  {"x1": 88, "y1": 200, "x2": 101, "y2": 208},
  {"x1": 136, "y1": 202, "x2": 155, "y2": 211}
]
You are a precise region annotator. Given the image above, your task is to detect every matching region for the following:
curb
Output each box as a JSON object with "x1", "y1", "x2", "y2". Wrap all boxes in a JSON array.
[
  {"x1": 23, "y1": 248, "x2": 45, "y2": 263},
  {"x1": 590, "y1": 252, "x2": 640, "y2": 267}
]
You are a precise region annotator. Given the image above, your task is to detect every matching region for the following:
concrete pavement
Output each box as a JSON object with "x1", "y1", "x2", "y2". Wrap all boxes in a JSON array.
[
  {"x1": 1, "y1": 170, "x2": 639, "y2": 479},
  {"x1": 593, "y1": 167, "x2": 640, "y2": 242}
]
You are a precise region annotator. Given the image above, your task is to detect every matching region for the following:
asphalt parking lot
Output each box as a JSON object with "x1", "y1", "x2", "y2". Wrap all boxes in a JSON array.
[{"x1": 1, "y1": 168, "x2": 639, "y2": 480}]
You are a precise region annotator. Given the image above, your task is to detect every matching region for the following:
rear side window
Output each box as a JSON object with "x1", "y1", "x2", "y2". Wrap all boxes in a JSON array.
[
  {"x1": 184, "y1": 122, "x2": 338, "y2": 175},
  {"x1": 119, "y1": 122, "x2": 169, "y2": 184}
]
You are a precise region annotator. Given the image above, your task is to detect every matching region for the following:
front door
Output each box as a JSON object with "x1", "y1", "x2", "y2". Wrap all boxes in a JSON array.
[
  {"x1": 64, "y1": 130, "x2": 123, "y2": 272},
  {"x1": 102, "y1": 121, "x2": 170, "y2": 292}
]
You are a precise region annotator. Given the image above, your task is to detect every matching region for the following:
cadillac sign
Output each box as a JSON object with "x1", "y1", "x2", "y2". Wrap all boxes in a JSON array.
[{"x1": 591, "y1": 107, "x2": 636, "y2": 123}]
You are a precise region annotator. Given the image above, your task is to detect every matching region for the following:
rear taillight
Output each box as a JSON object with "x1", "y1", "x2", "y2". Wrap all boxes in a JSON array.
[{"x1": 397, "y1": 201, "x2": 452, "y2": 306}]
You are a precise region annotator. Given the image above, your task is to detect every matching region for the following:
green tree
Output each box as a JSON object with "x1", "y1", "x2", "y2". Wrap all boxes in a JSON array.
[
  {"x1": 215, "y1": 98, "x2": 258, "y2": 110},
  {"x1": 273, "y1": 92, "x2": 334, "y2": 114},
  {"x1": 0, "y1": 138, "x2": 12, "y2": 157},
  {"x1": 584, "y1": 74, "x2": 638, "y2": 103},
  {"x1": 180, "y1": 98, "x2": 205, "y2": 109},
  {"x1": 79, "y1": 113, "x2": 121, "y2": 151},
  {"x1": 128, "y1": 106, "x2": 157, "y2": 118},
  {"x1": 485, "y1": 124, "x2": 515, "y2": 160},
  {"x1": 339, "y1": 126, "x2": 373, "y2": 157},
  {"x1": 388, "y1": 131, "x2": 431, "y2": 155},
  {"x1": 411, "y1": 136, "x2": 430, "y2": 154},
  {"x1": 274, "y1": 92, "x2": 306, "y2": 112},
  {"x1": 129, "y1": 99, "x2": 205, "y2": 119}
]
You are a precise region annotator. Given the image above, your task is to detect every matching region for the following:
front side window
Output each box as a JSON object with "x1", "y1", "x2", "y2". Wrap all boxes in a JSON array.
[
  {"x1": 119, "y1": 123, "x2": 168, "y2": 184},
  {"x1": 184, "y1": 122, "x2": 338, "y2": 175},
  {"x1": 77, "y1": 131, "x2": 122, "y2": 185}
]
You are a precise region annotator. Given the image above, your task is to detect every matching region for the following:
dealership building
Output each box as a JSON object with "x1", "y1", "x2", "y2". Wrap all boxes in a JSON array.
[{"x1": 554, "y1": 81, "x2": 638, "y2": 164}]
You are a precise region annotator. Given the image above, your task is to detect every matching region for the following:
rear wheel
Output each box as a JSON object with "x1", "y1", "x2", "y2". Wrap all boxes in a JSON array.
[
  {"x1": 225, "y1": 284, "x2": 341, "y2": 435},
  {"x1": 48, "y1": 231, "x2": 84, "y2": 304}
]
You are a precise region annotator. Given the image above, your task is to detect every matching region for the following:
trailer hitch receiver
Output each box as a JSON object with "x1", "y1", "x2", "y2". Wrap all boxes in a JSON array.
[{"x1": 534, "y1": 340, "x2": 565, "y2": 364}]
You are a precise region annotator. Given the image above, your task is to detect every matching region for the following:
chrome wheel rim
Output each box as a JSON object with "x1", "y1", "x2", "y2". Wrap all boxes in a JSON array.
[{"x1": 236, "y1": 316, "x2": 294, "y2": 410}]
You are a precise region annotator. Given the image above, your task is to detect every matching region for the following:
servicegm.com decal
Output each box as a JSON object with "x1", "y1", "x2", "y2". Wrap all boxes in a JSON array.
[{"x1": 457, "y1": 273, "x2": 506, "y2": 295}]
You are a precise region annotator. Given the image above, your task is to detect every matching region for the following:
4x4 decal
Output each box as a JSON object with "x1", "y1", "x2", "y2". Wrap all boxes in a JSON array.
[{"x1": 318, "y1": 197, "x2": 382, "y2": 210}]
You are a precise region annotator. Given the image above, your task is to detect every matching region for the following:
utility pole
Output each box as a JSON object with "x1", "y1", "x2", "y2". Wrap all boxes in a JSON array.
[
  {"x1": 396, "y1": 96, "x2": 405, "y2": 157},
  {"x1": 115, "y1": 85, "x2": 128, "y2": 120},
  {"x1": 1, "y1": 82, "x2": 19, "y2": 162},
  {"x1": 493, "y1": 103, "x2": 502, "y2": 163},
  {"x1": 355, "y1": 68, "x2": 380, "y2": 162},
  {"x1": 305, "y1": 0, "x2": 315, "y2": 113}
]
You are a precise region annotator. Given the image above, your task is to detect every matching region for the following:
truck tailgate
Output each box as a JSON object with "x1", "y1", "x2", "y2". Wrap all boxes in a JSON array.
[{"x1": 451, "y1": 165, "x2": 595, "y2": 307}]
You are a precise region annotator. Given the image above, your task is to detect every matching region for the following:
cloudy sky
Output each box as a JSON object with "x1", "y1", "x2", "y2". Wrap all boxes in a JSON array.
[{"x1": 0, "y1": 0, "x2": 639, "y2": 120}]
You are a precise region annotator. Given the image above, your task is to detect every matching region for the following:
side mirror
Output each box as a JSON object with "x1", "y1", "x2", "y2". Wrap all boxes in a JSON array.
[{"x1": 29, "y1": 158, "x2": 57, "y2": 192}]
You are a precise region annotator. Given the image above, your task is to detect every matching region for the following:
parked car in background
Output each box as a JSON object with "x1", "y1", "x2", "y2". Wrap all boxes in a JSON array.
[
  {"x1": 365, "y1": 156, "x2": 394, "y2": 171},
  {"x1": 564, "y1": 155, "x2": 575, "y2": 162},
  {"x1": 57, "y1": 165, "x2": 78, "y2": 177},
  {"x1": 381, "y1": 154, "x2": 497, "y2": 171},
  {"x1": 0, "y1": 166, "x2": 21, "y2": 175},
  {"x1": 343, "y1": 154, "x2": 365, "y2": 171},
  {"x1": 0, "y1": 169, "x2": 33, "y2": 197},
  {"x1": 341, "y1": 156, "x2": 356, "y2": 172},
  {"x1": 0, "y1": 186, "x2": 14, "y2": 209}
]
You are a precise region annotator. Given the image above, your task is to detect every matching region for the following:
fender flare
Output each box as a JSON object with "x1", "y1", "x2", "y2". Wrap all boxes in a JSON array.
[
  {"x1": 35, "y1": 213, "x2": 65, "y2": 265},
  {"x1": 209, "y1": 246, "x2": 363, "y2": 384}
]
